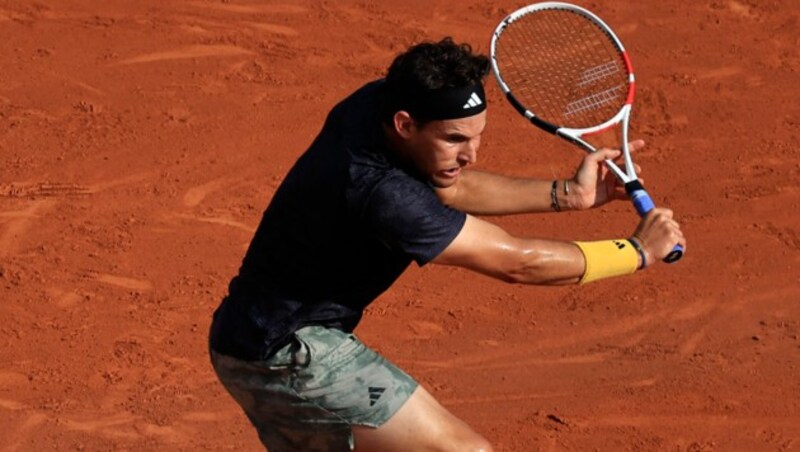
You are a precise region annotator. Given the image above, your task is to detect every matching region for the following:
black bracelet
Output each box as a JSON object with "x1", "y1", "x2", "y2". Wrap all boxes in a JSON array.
[
  {"x1": 628, "y1": 236, "x2": 647, "y2": 270},
  {"x1": 550, "y1": 180, "x2": 561, "y2": 212}
]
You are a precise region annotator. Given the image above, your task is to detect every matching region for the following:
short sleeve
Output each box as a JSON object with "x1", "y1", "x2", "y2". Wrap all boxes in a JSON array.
[{"x1": 361, "y1": 173, "x2": 466, "y2": 265}]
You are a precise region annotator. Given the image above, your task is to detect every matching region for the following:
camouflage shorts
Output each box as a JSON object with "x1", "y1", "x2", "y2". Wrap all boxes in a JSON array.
[{"x1": 209, "y1": 326, "x2": 418, "y2": 452}]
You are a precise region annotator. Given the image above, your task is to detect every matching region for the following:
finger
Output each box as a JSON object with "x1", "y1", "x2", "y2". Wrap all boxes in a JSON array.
[
  {"x1": 617, "y1": 164, "x2": 643, "y2": 178},
  {"x1": 627, "y1": 139, "x2": 645, "y2": 152},
  {"x1": 666, "y1": 221, "x2": 683, "y2": 239},
  {"x1": 647, "y1": 208, "x2": 674, "y2": 223},
  {"x1": 655, "y1": 207, "x2": 674, "y2": 219},
  {"x1": 670, "y1": 225, "x2": 687, "y2": 249},
  {"x1": 589, "y1": 148, "x2": 622, "y2": 164}
]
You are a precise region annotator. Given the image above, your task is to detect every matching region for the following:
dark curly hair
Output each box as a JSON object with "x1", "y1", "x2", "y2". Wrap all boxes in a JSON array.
[{"x1": 381, "y1": 37, "x2": 490, "y2": 125}]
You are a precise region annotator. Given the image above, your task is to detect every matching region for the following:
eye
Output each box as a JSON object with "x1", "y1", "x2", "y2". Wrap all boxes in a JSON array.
[{"x1": 445, "y1": 134, "x2": 467, "y2": 143}]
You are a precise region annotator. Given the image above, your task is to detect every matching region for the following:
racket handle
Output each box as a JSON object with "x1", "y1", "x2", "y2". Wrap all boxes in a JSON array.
[{"x1": 625, "y1": 181, "x2": 684, "y2": 264}]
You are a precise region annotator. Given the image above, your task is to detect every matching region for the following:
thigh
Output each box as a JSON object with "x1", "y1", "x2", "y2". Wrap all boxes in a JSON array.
[
  {"x1": 352, "y1": 385, "x2": 492, "y2": 452},
  {"x1": 210, "y1": 326, "x2": 422, "y2": 451},
  {"x1": 291, "y1": 326, "x2": 418, "y2": 428},
  {"x1": 211, "y1": 342, "x2": 354, "y2": 452}
]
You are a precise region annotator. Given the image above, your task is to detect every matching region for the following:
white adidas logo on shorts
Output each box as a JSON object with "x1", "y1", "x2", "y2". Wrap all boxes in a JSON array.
[{"x1": 463, "y1": 92, "x2": 483, "y2": 109}]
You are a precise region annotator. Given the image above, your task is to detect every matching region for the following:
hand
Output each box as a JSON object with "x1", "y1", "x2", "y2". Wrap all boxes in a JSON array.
[
  {"x1": 631, "y1": 207, "x2": 686, "y2": 265},
  {"x1": 568, "y1": 140, "x2": 645, "y2": 210}
]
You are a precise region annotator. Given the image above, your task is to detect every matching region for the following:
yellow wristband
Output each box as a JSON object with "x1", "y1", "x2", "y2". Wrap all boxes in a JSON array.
[{"x1": 573, "y1": 239, "x2": 639, "y2": 284}]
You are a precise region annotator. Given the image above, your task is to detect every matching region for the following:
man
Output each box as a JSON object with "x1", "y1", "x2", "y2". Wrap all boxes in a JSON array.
[{"x1": 208, "y1": 38, "x2": 685, "y2": 451}]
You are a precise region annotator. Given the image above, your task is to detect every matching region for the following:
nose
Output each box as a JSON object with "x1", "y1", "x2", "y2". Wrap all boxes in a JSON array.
[{"x1": 459, "y1": 141, "x2": 478, "y2": 166}]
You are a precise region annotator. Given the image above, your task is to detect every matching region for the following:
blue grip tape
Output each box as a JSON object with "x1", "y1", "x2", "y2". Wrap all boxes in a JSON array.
[
  {"x1": 630, "y1": 189, "x2": 655, "y2": 216},
  {"x1": 628, "y1": 188, "x2": 683, "y2": 264}
]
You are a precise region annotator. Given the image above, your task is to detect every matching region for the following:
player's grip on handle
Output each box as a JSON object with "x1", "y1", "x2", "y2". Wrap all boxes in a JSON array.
[{"x1": 624, "y1": 180, "x2": 684, "y2": 263}]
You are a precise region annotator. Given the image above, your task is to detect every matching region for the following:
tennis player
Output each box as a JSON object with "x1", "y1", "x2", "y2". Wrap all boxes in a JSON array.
[{"x1": 208, "y1": 37, "x2": 685, "y2": 451}]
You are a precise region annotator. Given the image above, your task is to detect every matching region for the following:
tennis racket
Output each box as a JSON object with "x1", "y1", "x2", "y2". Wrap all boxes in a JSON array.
[{"x1": 490, "y1": 2, "x2": 683, "y2": 263}]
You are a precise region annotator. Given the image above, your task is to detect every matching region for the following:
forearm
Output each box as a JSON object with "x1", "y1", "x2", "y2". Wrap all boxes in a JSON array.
[
  {"x1": 435, "y1": 215, "x2": 645, "y2": 286},
  {"x1": 501, "y1": 236, "x2": 645, "y2": 285},
  {"x1": 436, "y1": 169, "x2": 573, "y2": 215},
  {"x1": 434, "y1": 216, "x2": 586, "y2": 285},
  {"x1": 504, "y1": 238, "x2": 586, "y2": 285}
]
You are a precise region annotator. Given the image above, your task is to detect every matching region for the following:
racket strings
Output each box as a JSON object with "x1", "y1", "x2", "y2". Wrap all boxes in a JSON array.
[{"x1": 495, "y1": 9, "x2": 629, "y2": 129}]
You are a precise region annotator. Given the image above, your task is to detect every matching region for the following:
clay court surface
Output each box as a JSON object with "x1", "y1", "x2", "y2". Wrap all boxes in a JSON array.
[{"x1": 1, "y1": 0, "x2": 799, "y2": 450}]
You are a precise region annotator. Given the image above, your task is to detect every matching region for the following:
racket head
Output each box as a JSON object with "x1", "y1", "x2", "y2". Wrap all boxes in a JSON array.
[{"x1": 490, "y1": 2, "x2": 634, "y2": 135}]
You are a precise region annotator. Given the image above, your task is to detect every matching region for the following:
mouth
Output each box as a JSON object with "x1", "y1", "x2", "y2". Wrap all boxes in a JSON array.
[{"x1": 440, "y1": 167, "x2": 461, "y2": 179}]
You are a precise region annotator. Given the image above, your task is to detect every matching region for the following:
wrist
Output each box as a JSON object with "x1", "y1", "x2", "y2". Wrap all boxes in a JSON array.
[
  {"x1": 550, "y1": 180, "x2": 561, "y2": 212},
  {"x1": 627, "y1": 235, "x2": 648, "y2": 270},
  {"x1": 551, "y1": 180, "x2": 575, "y2": 212},
  {"x1": 573, "y1": 239, "x2": 639, "y2": 284},
  {"x1": 561, "y1": 179, "x2": 576, "y2": 211}
]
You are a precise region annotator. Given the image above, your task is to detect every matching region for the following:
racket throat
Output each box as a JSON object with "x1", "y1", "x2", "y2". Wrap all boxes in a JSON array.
[
  {"x1": 624, "y1": 179, "x2": 645, "y2": 195},
  {"x1": 624, "y1": 180, "x2": 655, "y2": 217}
]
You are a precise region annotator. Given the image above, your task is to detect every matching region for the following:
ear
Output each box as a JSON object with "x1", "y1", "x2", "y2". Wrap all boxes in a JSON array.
[{"x1": 392, "y1": 111, "x2": 416, "y2": 139}]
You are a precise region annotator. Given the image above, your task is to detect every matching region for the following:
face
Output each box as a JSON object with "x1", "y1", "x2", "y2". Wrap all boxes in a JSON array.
[{"x1": 398, "y1": 111, "x2": 487, "y2": 188}]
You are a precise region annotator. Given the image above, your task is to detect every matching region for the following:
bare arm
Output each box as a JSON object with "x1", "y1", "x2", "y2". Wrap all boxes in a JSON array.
[
  {"x1": 436, "y1": 142, "x2": 646, "y2": 216},
  {"x1": 432, "y1": 214, "x2": 586, "y2": 285},
  {"x1": 435, "y1": 170, "x2": 560, "y2": 216},
  {"x1": 432, "y1": 203, "x2": 685, "y2": 285}
]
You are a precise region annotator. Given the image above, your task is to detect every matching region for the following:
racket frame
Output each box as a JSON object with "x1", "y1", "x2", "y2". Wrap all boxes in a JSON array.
[
  {"x1": 490, "y1": 1, "x2": 636, "y2": 183},
  {"x1": 490, "y1": 2, "x2": 684, "y2": 263}
]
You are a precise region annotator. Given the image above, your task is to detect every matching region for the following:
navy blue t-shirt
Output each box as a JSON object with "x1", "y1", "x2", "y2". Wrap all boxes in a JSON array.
[{"x1": 209, "y1": 80, "x2": 467, "y2": 361}]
